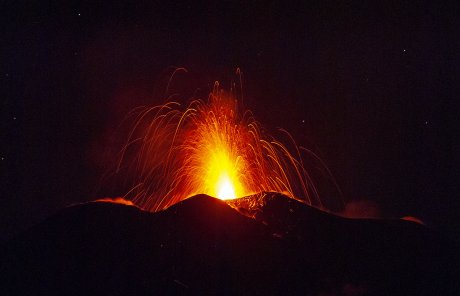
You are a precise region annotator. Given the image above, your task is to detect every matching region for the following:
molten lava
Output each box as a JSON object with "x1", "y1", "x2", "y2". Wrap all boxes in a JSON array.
[
  {"x1": 117, "y1": 81, "x2": 320, "y2": 211},
  {"x1": 216, "y1": 174, "x2": 236, "y2": 200}
]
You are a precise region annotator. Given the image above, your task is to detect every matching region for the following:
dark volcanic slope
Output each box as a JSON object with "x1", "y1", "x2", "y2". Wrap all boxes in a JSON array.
[{"x1": 1, "y1": 193, "x2": 458, "y2": 295}]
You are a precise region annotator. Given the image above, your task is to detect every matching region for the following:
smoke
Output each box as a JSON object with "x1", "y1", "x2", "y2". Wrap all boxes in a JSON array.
[
  {"x1": 339, "y1": 200, "x2": 425, "y2": 225},
  {"x1": 340, "y1": 200, "x2": 381, "y2": 219}
]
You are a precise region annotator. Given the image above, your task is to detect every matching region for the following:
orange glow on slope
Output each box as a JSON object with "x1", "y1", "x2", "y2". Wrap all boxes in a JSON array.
[
  {"x1": 401, "y1": 216, "x2": 425, "y2": 225},
  {"x1": 117, "y1": 80, "x2": 321, "y2": 211},
  {"x1": 93, "y1": 197, "x2": 135, "y2": 206}
]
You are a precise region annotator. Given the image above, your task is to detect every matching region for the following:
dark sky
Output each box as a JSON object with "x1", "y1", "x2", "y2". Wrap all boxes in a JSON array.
[{"x1": 1, "y1": 1, "x2": 457, "y2": 241}]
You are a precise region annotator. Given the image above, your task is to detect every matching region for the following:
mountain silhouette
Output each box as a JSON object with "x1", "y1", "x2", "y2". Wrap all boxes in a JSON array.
[{"x1": 1, "y1": 193, "x2": 458, "y2": 295}]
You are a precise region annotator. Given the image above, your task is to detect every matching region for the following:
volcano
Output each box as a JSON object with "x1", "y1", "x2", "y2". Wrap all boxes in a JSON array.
[{"x1": 1, "y1": 193, "x2": 458, "y2": 295}]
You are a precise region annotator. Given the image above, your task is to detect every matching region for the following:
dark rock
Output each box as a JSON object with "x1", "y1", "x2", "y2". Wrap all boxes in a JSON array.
[{"x1": 1, "y1": 193, "x2": 458, "y2": 295}]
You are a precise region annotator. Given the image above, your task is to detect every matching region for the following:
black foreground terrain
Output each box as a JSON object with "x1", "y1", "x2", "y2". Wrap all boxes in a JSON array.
[{"x1": 1, "y1": 193, "x2": 458, "y2": 295}]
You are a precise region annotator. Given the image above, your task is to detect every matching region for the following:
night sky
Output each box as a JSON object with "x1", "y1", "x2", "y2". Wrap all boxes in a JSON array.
[{"x1": 1, "y1": 1, "x2": 457, "y2": 242}]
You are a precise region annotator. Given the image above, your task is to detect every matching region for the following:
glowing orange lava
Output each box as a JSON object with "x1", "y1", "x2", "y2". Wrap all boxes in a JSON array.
[{"x1": 117, "y1": 81, "x2": 320, "y2": 211}]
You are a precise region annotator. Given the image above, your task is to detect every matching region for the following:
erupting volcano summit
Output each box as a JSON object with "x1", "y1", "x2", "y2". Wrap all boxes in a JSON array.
[{"x1": 116, "y1": 79, "x2": 322, "y2": 212}]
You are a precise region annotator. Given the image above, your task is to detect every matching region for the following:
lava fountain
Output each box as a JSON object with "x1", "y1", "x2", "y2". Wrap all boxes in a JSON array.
[{"x1": 116, "y1": 80, "x2": 320, "y2": 212}]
